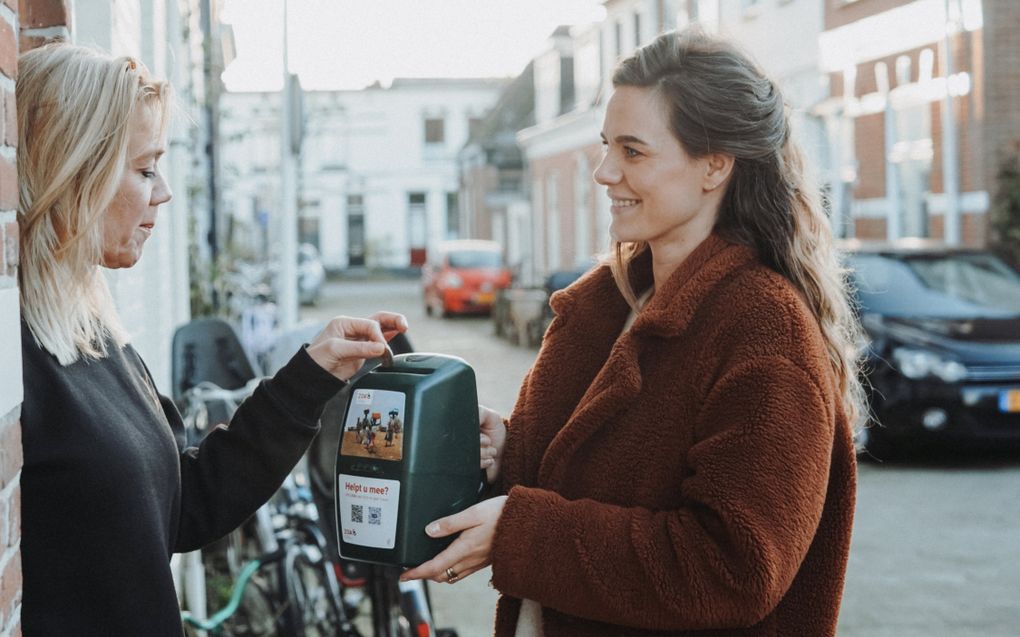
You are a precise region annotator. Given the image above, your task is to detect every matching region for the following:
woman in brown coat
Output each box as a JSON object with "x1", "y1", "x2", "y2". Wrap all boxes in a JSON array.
[{"x1": 402, "y1": 29, "x2": 866, "y2": 637}]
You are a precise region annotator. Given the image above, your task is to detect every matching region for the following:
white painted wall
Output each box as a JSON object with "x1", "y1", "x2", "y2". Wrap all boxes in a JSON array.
[
  {"x1": 74, "y1": 0, "x2": 193, "y2": 393},
  {"x1": 221, "y1": 79, "x2": 503, "y2": 270}
]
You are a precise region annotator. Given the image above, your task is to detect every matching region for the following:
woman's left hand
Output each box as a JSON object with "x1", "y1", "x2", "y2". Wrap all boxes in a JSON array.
[{"x1": 399, "y1": 495, "x2": 508, "y2": 584}]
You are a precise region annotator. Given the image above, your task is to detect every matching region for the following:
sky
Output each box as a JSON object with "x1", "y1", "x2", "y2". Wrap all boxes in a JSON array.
[{"x1": 220, "y1": 0, "x2": 607, "y2": 92}]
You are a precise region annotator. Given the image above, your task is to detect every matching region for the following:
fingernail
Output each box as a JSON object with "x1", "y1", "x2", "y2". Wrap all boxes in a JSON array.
[{"x1": 426, "y1": 523, "x2": 440, "y2": 536}]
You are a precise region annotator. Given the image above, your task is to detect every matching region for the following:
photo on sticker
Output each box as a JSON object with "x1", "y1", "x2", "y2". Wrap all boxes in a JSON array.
[{"x1": 340, "y1": 391, "x2": 406, "y2": 462}]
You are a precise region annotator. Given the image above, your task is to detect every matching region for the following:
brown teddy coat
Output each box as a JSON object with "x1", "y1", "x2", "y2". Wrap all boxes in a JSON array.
[{"x1": 489, "y1": 234, "x2": 857, "y2": 636}]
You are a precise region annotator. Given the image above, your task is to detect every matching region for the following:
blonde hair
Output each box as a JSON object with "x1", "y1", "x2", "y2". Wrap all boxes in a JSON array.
[
  {"x1": 609, "y1": 29, "x2": 868, "y2": 431},
  {"x1": 17, "y1": 43, "x2": 171, "y2": 365}
]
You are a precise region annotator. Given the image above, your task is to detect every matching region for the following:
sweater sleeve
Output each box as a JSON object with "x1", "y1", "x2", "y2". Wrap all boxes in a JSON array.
[
  {"x1": 489, "y1": 356, "x2": 835, "y2": 632},
  {"x1": 170, "y1": 346, "x2": 346, "y2": 551}
]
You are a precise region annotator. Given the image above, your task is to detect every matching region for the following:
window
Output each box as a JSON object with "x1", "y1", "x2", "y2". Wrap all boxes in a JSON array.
[
  {"x1": 614, "y1": 21, "x2": 623, "y2": 59},
  {"x1": 545, "y1": 174, "x2": 560, "y2": 272},
  {"x1": 498, "y1": 174, "x2": 522, "y2": 192},
  {"x1": 633, "y1": 12, "x2": 641, "y2": 48},
  {"x1": 424, "y1": 117, "x2": 445, "y2": 144},
  {"x1": 446, "y1": 192, "x2": 459, "y2": 239},
  {"x1": 468, "y1": 117, "x2": 484, "y2": 139},
  {"x1": 408, "y1": 193, "x2": 428, "y2": 266}
]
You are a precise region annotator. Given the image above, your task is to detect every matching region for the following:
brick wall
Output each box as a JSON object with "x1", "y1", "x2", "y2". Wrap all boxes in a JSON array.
[
  {"x1": 0, "y1": 0, "x2": 20, "y2": 631},
  {"x1": 527, "y1": 139, "x2": 607, "y2": 275},
  {"x1": 1, "y1": 2, "x2": 70, "y2": 634},
  {"x1": 983, "y1": 0, "x2": 1020, "y2": 201},
  {"x1": 825, "y1": 0, "x2": 1002, "y2": 244}
]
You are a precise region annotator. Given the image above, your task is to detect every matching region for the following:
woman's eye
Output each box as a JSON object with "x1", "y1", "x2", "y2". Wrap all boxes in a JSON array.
[
  {"x1": 141, "y1": 170, "x2": 156, "y2": 179},
  {"x1": 624, "y1": 147, "x2": 640, "y2": 158}
]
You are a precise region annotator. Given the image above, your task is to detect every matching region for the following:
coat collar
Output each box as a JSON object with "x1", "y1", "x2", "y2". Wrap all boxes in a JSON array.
[
  {"x1": 550, "y1": 233, "x2": 757, "y2": 338},
  {"x1": 534, "y1": 234, "x2": 758, "y2": 488}
]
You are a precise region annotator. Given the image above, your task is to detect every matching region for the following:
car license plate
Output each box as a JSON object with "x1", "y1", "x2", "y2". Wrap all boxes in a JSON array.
[
  {"x1": 474, "y1": 292, "x2": 495, "y2": 305},
  {"x1": 998, "y1": 389, "x2": 1020, "y2": 413}
]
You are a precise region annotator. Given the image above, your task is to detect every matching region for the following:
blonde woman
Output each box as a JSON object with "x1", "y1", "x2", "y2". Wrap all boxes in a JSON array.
[
  {"x1": 402, "y1": 29, "x2": 865, "y2": 637},
  {"x1": 17, "y1": 43, "x2": 406, "y2": 635}
]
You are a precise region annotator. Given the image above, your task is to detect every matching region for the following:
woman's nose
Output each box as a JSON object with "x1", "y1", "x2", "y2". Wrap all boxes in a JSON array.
[
  {"x1": 152, "y1": 173, "x2": 173, "y2": 206},
  {"x1": 593, "y1": 153, "x2": 619, "y2": 186}
]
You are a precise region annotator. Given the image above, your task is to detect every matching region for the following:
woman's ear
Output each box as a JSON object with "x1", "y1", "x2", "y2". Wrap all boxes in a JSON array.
[{"x1": 703, "y1": 153, "x2": 735, "y2": 192}]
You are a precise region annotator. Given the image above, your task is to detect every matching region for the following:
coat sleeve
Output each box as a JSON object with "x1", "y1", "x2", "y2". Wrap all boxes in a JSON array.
[
  {"x1": 168, "y1": 346, "x2": 345, "y2": 552},
  {"x1": 489, "y1": 356, "x2": 836, "y2": 632}
]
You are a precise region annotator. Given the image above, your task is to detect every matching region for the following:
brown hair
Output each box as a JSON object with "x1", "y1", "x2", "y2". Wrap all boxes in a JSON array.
[{"x1": 610, "y1": 28, "x2": 867, "y2": 430}]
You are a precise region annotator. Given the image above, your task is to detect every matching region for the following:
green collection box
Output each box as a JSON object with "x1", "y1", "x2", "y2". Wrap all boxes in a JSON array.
[{"x1": 335, "y1": 353, "x2": 481, "y2": 566}]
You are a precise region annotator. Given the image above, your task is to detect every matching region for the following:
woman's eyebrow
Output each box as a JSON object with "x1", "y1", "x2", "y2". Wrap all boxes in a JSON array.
[
  {"x1": 133, "y1": 147, "x2": 167, "y2": 162},
  {"x1": 601, "y1": 132, "x2": 651, "y2": 147}
]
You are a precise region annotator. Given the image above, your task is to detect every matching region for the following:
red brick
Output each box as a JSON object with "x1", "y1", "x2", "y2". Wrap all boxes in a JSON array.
[
  {"x1": 0, "y1": 18, "x2": 15, "y2": 80},
  {"x1": 0, "y1": 550, "x2": 22, "y2": 615},
  {"x1": 18, "y1": 33, "x2": 53, "y2": 53},
  {"x1": 4, "y1": 488, "x2": 20, "y2": 549},
  {"x1": 855, "y1": 217, "x2": 888, "y2": 241},
  {"x1": 2, "y1": 90, "x2": 14, "y2": 148},
  {"x1": 0, "y1": 159, "x2": 15, "y2": 210},
  {"x1": 19, "y1": 0, "x2": 68, "y2": 29},
  {"x1": 0, "y1": 417, "x2": 22, "y2": 490}
]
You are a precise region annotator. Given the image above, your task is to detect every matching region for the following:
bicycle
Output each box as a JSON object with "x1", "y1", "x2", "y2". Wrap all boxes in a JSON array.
[
  {"x1": 177, "y1": 380, "x2": 356, "y2": 637},
  {"x1": 309, "y1": 332, "x2": 458, "y2": 637},
  {"x1": 172, "y1": 317, "x2": 454, "y2": 637}
]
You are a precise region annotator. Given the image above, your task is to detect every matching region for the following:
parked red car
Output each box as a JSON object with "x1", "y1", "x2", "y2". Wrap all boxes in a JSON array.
[{"x1": 422, "y1": 240, "x2": 512, "y2": 317}]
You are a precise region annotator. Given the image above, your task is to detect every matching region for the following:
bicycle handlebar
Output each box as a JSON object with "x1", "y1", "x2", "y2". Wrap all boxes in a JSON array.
[{"x1": 182, "y1": 377, "x2": 264, "y2": 406}]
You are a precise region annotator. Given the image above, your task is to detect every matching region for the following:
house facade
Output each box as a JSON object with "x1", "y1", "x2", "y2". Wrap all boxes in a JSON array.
[
  {"x1": 220, "y1": 78, "x2": 504, "y2": 272},
  {"x1": 2, "y1": 0, "x2": 217, "y2": 628},
  {"x1": 815, "y1": 0, "x2": 1019, "y2": 244}
]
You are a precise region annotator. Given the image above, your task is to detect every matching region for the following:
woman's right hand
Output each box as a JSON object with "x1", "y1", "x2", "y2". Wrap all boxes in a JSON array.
[
  {"x1": 479, "y1": 404, "x2": 506, "y2": 485},
  {"x1": 305, "y1": 313, "x2": 408, "y2": 382}
]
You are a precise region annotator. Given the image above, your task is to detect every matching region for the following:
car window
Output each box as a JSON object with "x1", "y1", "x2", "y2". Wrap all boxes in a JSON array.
[
  {"x1": 447, "y1": 250, "x2": 502, "y2": 269},
  {"x1": 850, "y1": 252, "x2": 1020, "y2": 318}
]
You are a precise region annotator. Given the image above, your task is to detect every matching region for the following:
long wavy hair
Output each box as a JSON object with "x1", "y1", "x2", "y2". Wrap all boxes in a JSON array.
[
  {"x1": 609, "y1": 28, "x2": 867, "y2": 431},
  {"x1": 17, "y1": 43, "x2": 171, "y2": 365}
]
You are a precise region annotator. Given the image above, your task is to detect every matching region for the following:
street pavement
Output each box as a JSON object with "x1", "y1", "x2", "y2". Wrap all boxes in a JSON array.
[{"x1": 304, "y1": 276, "x2": 1020, "y2": 637}]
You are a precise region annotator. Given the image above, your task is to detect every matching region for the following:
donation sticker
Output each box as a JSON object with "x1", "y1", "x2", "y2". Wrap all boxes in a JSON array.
[
  {"x1": 338, "y1": 474, "x2": 401, "y2": 549},
  {"x1": 340, "y1": 389, "x2": 406, "y2": 462}
]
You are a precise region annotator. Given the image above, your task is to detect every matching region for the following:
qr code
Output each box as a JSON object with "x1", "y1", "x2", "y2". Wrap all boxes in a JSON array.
[
  {"x1": 351, "y1": 504, "x2": 363, "y2": 523},
  {"x1": 369, "y1": 507, "x2": 382, "y2": 526}
]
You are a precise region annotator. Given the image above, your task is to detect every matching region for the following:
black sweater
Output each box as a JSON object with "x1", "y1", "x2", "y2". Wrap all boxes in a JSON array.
[{"x1": 19, "y1": 320, "x2": 344, "y2": 635}]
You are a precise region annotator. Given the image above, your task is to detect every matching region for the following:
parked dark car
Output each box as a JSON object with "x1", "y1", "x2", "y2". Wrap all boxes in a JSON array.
[
  {"x1": 538, "y1": 266, "x2": 591, "y2": 335},
  {"x1": 846, "y1": 241, "x2": 1020, "y2": 458}
]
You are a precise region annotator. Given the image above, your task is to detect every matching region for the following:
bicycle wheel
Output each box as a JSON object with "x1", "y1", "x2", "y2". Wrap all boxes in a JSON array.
[
  {"x1": 200, "y1": 530, "x2": 283, "y2": 636},
  {"x1": 367, "y1": 565, "x2": 418, "y2": 637},
  {"x1": 280, "y1": 541, "x2": 353, "y2": 637}
]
